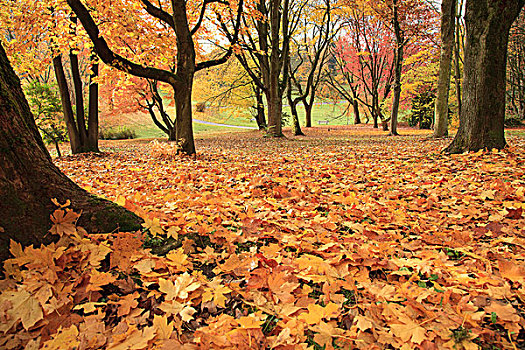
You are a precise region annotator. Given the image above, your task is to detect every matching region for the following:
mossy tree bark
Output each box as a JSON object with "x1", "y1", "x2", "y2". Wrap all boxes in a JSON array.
[
  {"x1": 0, "y1": 42, "x2": 143, "y2": 261},
  {"x1": 445, "y1": 0, "x2": 524, "y2": 153}
]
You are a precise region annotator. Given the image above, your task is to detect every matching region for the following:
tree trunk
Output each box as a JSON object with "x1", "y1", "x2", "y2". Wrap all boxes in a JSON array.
[
  {"x1": 453, "y1": 3, "x2": 463, "y2": 122},
  {"x1": 372, "y1": 94, "x2": 379, "y2": 128},
  {"x1": 69, "y1": 15, "x2": 88, "y2": 148},
  {"x1": 54, "y1": 140, "x2": 62, "y2": 158},
  {"x1": 174, "y1": 81, "x2": 195, "y2": 154},
  {"x1": 304, "y1": 102, "x2": 312, "y2": 127},
  {"x1": 445, "y1": 0, "x2": 524, "y2": 153},
  {"x1": 353, "y1": 99, "x2": 361, "y2": 124},
  {"x1": 433, "y1": 0, "x2": 456, "y2": 138},
  {"x1": 287, "y1": 83, "x2": 304, "y2": 136},
  {"x1": 254, "y1": 84, "x2": 266, "y2": 130},
  {"x1": 291, "y1": 104, "x2": 304, "y2": 136},
  {"x1": 389, "y1": 0, "x2": 402, "y2": 136},
  {"x1": 87, "y1": 54, "x2": 100, "y2": 152},
  {"x1": 53, "y1": 55, "x2": 81, "y2": 154},
  {"x1": 266, "y1": 0, "x2": 284, "y2": 137},
  {"x1": 0, "y1": 43, "x2": 142, "y2": 261}
]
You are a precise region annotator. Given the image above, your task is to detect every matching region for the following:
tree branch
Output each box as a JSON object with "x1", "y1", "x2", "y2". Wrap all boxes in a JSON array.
[
  {"x1": 195, "y1": 0, "x2": 244, "y2": 72},
  {"x1": 66, "y1": 0, "x2": 177, "y2": 85},
  {"x1": 139, "y1": 0, "x2": 175, "y2": 30}
]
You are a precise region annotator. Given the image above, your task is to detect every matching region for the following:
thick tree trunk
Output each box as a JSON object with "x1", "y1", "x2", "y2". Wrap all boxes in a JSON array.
[
  {"x1": 433, "y1": 0, "x2": 456, "y2": 138},
  {"x1": 353, "y1": 100, "x2": 361, "y2": 124},
  {"x1": 445, "y1": 0, "x2": 524, "y2": 153},
  {"x1": 87, "y1": 56, "x2": 100, "y2": 152},
  {"x1": 304, "y1": 102, "x2": 312, "y2": 127},
  {"x1": 70, "y1": 53, "x2": 88, "y2": 145},
  {"x1": 453, "y1": 6, "x2": 463, "y2": 122},
  {"x1": 266, "y1": 0, "x2": 283, "y2": 137},
  {"x1": 389, "y1": 0, "x2": 402, "y2": 136},
  {"x1": 0, "y1": 43, "x2": 142, "y2": 261},
  {"x1": 69, "y1": 15, "x2": 90, "y2": 150},
  {"x1": 174, "y1": 81, "x2": 196, "y2": 154},
  {"x1": 53, "y1": 55, "x2": 81, "y2": 154}
]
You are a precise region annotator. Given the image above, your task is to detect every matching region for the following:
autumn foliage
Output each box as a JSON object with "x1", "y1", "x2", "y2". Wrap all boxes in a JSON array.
[{"x1": 1, "y1": 128, "x2": 524, "y2": 349}]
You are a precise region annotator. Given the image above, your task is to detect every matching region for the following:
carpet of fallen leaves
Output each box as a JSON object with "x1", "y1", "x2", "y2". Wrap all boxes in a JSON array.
[{"x1": 2, "y1": 126, "x2": 525, "y2": 350}]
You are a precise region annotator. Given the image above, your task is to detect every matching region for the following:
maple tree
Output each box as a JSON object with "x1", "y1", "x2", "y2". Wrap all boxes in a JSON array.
[
  {"x1": 363, "y1": 0, "x2": 437, "y2": 135},
  {"x1": 445, "y1": 0, "x2": 525, "y2": 153},
  {"x1": 0, "y1": 42, "x2": 142, "y2": 261},
  {"x1": 232, "y1": 0, "x2": 311, "y2": 137},
  {"x1": 286, "y1": 0, "x2": 341, "y2": 133},
  {"x1": 65, "y1": 0, "x2": 244, "y2": 155},
  {"x1": 0, "y1": 1, "x2": 101, "y2": 154},
  {"x1": 331, "y1": 5, "x2": 395, "y2": 129},
  {"x1": 193, "y1": 58, "x2": 258, "y2": 127}
]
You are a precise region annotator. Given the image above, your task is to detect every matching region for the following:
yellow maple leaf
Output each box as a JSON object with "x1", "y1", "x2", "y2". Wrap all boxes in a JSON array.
[
  {"x1": 153, "y1": 314, "x2": 174, "y2": 340},
  {"x1": 165, "y1": 248, "x2": 190, "y2": 272},
  {"x1": 159, "y1": 273, "x2": 200, "y2": 301},
  {"x1": 202, "y1": 278, "x2": 232, "y2": 308},
  {"x1": 237, "y1": 315, "x2": 264, "y2": 329},
  {"x1": 107, "y1": 324, "x2": 155, "y2": 350},
  {"x1": 87, "y1": 270, "x2": 117, "y2": 292},
  {"x1": 312, "y1": 321, "x2": 345, "y2": 349},
  {"x1": 298, "y1": 302, "x2": 340, "y2": 325},
  {"x1": 0, "y1": 290, "x2": 43, "y2": 332},
  {"x1": 142, "y1": 216, "x2": 163, "y2": 236},
  {"x1": 390, "y1": 320, "x2": 426, "y2": 344},
  {"x1": 41, "y1": 325, "x2": 79, "y2": 350},
  {"x1": 354, "y1": 315, "x2": 373, "y2": 332},
  {"x1": 73, "y1": 302, "x2": 106, "y2": 314},
  {"x1": 49, "y1": 209, "x2": 80, "y2": 237}
]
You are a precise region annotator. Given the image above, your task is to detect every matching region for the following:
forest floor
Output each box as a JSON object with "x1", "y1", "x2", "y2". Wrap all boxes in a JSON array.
[{"x1": 2, "y1": 126, "x2": 525, "y2": 349}]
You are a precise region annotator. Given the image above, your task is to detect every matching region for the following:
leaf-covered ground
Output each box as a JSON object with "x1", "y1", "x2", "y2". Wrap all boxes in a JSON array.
[{"x1": 2, "y1": 126, "x2": 525, "y2": 349}]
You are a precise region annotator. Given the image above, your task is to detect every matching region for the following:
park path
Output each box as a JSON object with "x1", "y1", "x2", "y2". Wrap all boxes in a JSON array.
[{"x1": 193, "y1": 119, "x2": 258, "y2": 130}]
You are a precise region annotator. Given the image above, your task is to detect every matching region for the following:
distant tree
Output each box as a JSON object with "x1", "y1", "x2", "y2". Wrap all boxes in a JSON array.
[
  {"x1": 0, "y1": 42, "x2": 142, "y2": 261},
  {"x1": 287, "y1": 0, "x2": 341, "y2": 133},
  {"x1": 445, "y1": 0, "x2": 525, "y2": 153},
  {"x1": 333, "y1": 7, "x2": 395, "y2": 129},
  {"x1": 24, "y1": 81, "x2": 68, "y2": 157},
  {"x1": 230, "y1": 0, "x2": 309, "y2": 137}
]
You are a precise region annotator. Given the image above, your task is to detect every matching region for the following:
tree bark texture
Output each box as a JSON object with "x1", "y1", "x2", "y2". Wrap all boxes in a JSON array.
[
  {"x1": 453, "y1": 3, "x2": 463, "y2": 122},
  {"x1": 389, "y1": 0, "x2": 402, "y2": 136},
  {"x1": 266, "y1": 0, "x2": 284, "y2": 137},
  {"x1": 0, "y1": 43, "x2": 142, "y2": 261},
  {"x1": 53, "y1": 55, "x2": 82, "y2": 153},
  {"x1": 287, "y1": 80, "x2": 304, "y2": 136},
  {"x1": 433, "y1": 0, "x2": 456, "y2": 138},
  {"x1": 353, "y1": 100, "x2": 361, "y2": 124},
  {"x1": 445, "y1": 0, "x2": 524, "y2": 153},
  {"x1": 254, "y1": 85, "x2": 267, "y2": 130},
  {"x1": 304, "y1": 102, "x2": 312, "y2": 127},
  {"x1": 87, "y1": 54, "x2": 100, "y2": 152}
]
